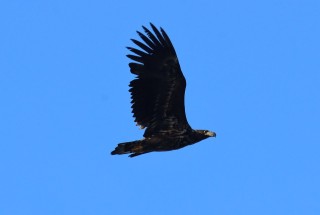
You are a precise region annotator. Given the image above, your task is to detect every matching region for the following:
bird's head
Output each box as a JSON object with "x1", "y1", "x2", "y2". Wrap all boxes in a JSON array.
[{"x1": 194, "y1": 129, "x2": 216, "y2": 139}]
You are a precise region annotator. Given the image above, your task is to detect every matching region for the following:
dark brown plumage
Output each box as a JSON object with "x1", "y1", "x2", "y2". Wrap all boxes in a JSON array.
[{"x1": 111, "y1": 23, "x2": 216, "y2": 157}]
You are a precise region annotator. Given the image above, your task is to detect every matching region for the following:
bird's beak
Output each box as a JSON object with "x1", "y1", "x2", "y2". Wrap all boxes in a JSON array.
[{"x1": 206, "y1": 131, "x2": 216, "y2": 137}]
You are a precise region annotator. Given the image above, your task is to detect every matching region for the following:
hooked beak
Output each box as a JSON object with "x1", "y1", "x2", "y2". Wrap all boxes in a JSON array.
[{"x1": 206, "y1": 131, "x2": 216, "y2": 137}]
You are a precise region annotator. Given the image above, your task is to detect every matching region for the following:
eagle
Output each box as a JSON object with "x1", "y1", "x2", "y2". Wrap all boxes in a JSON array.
[{"x1": 111, "y1": 23, "x2": 216, "y2": 157}]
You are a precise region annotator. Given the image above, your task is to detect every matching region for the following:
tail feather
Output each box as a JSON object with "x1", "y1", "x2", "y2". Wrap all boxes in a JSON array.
[{"x1": 111, "y1": 140, "x2": 146, "y2": 157}]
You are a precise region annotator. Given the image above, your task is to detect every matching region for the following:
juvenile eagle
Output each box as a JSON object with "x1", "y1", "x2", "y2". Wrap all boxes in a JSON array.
[{"x1": 111, "y1": 23, "x2": 216, "y2": 157}]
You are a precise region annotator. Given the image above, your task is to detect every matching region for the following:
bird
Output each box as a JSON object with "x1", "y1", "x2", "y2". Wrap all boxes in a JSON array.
[{"x1": 111, "y1": 23, "x2": 216, "y2": 157}]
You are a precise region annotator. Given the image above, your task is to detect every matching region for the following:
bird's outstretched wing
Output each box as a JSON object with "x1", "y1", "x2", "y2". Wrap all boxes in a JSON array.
[{"x1": 127, "y1": 23, "x2": 191, "y2": 137}]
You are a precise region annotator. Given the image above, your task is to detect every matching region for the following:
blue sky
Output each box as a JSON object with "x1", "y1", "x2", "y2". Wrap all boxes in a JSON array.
[{"x1": 1, "y1": 0, "x2": 319, "y2": 214}]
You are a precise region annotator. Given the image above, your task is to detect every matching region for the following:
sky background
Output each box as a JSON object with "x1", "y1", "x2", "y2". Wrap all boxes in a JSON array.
[{"x1": 1, "y1": 0, "x2": 320, "y2": 214}]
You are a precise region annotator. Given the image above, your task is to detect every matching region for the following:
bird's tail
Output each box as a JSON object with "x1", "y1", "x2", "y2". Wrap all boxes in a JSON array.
[{"x1": 111, "y1": 140, "x2": 147, "y2": 157}]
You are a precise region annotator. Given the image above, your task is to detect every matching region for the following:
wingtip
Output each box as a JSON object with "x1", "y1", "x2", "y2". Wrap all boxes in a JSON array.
[{"x1": 149, "y1": 22, "x2": 156, "y2": 28}]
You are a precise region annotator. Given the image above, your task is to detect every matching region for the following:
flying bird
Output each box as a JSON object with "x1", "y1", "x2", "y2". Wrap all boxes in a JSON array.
[{"x1": 111, "y1": 23, "x2": 216, "y2": 157}]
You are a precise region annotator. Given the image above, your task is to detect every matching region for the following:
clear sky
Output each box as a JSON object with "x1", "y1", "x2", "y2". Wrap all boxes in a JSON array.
[{"x1": 1, "y1": 0, "x2": 319, "y2": 214}]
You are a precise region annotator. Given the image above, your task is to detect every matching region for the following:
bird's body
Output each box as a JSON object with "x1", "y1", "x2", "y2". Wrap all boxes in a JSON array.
[{"x1": 111, "y1": 23, "x2": 215, "y2": 157}]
